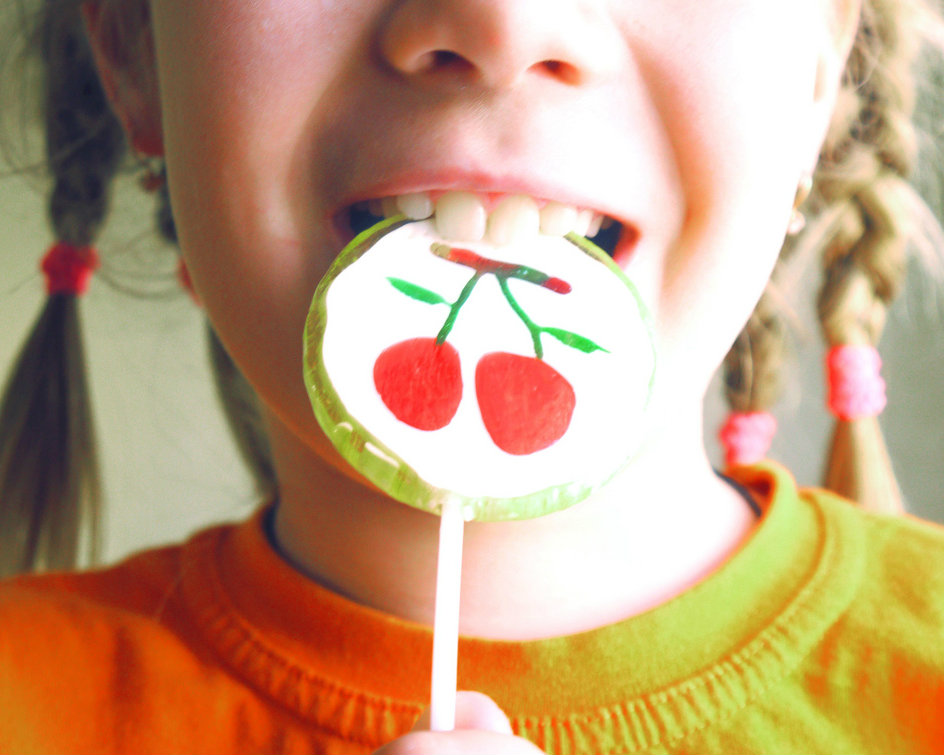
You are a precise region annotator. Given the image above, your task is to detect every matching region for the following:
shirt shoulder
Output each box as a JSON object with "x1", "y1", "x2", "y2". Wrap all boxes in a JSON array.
[
  {"x1": 856, "y1": 504, "x2": 944, "y2": 645},
  {"x1": 809, "y1": 489, "x2": 944, "y2": 640},
  {"x1": 0, "y1": 528, "x2": 265, "y2": 755},
  {"x1": 801, "y1": 489, "x2": 944, "y2": 749}
]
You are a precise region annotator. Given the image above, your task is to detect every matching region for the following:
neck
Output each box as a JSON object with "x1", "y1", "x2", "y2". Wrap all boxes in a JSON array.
[{"x1": 269, "y1": 408, "x2": 756, "y2": 641}]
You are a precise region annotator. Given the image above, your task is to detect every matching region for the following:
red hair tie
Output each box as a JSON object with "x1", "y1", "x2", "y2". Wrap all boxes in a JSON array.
[
  {"x1": 719, "y1": 411, "x2": 777, "y2": 467},
  {"x1": 827, "y1": 344, "x2": 887, "y2": 420},
  {"x1": 41, "y1": 242, "x2": 99, "y2": 296}
]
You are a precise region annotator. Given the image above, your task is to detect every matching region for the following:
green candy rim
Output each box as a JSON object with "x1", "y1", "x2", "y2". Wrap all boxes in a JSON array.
[{"x1": 303, "y1": 218, "x2": 657, "y2": 521}]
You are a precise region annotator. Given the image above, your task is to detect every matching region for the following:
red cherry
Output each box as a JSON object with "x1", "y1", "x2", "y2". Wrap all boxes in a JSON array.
[
  {"x1": 475, "y1": 352, "x2": 576, "y2": 455},
  {"x1": 374, "y1": 338, "x2": 462, "y2": 431}
]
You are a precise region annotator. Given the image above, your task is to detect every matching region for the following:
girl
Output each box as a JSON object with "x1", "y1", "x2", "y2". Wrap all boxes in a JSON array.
[{"x1": 1, "y1": 0, "x2": 944, "y2": 753}]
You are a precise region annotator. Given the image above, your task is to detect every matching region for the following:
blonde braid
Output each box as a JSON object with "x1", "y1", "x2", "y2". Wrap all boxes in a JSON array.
[
  {"x1": 720, "y1": 207, "x2": 807, "y2": 466},
  {"x1": 812, "y1": 0, "x2": 924, "y2": 513},
  {"x1": 722, "y1": 280, "x2": 788, "y2": 415}
]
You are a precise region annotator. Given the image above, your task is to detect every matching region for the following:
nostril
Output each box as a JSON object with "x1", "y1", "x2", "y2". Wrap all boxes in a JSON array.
[
  {"x1": 536, "y1": 60, "x2": 582, "y2": 86},
  {"x1": 432, "y1": 50, "x2": 470, "y2": 70},
  {"x1": 411, "y1": 49, "x2": 476, "y2": 76}
]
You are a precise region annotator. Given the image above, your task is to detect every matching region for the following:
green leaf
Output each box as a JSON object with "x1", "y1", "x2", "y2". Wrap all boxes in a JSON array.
[
  {"x1": 542, "y1": 327, "x2": 610, "y2": 354},
  {"x1": 387, "y1": 277, "x2": 449, "y2": 306}
]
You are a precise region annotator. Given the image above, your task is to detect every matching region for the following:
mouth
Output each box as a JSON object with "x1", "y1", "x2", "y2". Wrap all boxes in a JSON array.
[{"x1": 336, "y1": 191, "x2": 635, "y2": 262}]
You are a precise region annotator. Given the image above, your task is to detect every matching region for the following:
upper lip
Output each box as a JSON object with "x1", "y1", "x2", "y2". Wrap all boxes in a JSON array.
[{"x1": 315, "y1": 87, "x2": 659, "y2": 250}]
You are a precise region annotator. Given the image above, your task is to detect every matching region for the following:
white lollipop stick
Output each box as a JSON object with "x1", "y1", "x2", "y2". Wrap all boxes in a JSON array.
[{"x1": 429, "y1": 497, "x2": 465, "y2": 732}]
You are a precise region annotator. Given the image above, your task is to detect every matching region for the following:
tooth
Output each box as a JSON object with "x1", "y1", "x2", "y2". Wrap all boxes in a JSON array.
[
  {"x1": 487, "y1": 195, "x2": 540, "y2": 246},
  {"x1": 586, "y1": 213, "x2": 603, "y2": 238},
  {"x1": 435, "y1": 191, "x2": 487, "y2": 241},
  {"x1": 539, "y1": 202, "x2": 579, "y2": 237},
  {"x1": 396, "y1": 192, "x2": 434, "y2": 220},
  {"x1": 573, "y1": 209, "x2": 593, "y2": 237},
  {"x1": 381, "y1": 197, "x2": 400, "y2": 218},
  {"x1": 600, "y1": 215, "x2": 615, "y2": 230}
]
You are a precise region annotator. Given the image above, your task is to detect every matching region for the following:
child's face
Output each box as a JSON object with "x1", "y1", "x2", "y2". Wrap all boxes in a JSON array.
[{"x1": 136, "y1": 0, "x2": 847, "y2": 465}]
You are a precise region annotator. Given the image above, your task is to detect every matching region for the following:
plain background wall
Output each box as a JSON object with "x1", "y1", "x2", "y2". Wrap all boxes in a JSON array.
[{"x1": 2, "y1": 168, "x2": 943, "y2": 566}]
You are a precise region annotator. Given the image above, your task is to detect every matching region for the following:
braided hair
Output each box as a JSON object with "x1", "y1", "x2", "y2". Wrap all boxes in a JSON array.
[
  {"x1": 722, "y1": 0, "x2": 939, "y2": 513},
  {"x1": 0, "y1": 0, "x2": 273, "y2": 576},
  {"x1": 0, "y1": 0, "x2": 123, "y2": 575}
]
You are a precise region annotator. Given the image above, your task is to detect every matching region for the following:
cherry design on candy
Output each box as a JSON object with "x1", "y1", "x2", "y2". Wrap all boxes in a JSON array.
[
  {"x1": 376, "y1": 244, "x2": 607, "y2": 454},
  {"x1": 475, "y1": 352, "x2": 576, "y2": 455},
  {"x1": 373, "y1": 338, "x2": 462, "y2": 431}
]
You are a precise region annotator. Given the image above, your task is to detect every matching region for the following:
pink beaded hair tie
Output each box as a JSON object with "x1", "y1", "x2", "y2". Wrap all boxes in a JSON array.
[
  {"x1": 826, "y1": 344, "x2": 887, "y2": 421},
  {"x1": 719, "y1": 411, "x2": 777, "y2": 467},
  {"x1": 41, "y1": 242, "x2": 99, "y2": 296}
]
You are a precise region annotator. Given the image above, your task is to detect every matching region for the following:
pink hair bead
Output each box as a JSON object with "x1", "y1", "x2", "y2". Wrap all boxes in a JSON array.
[
  {"x1": 826, "y1": 344, "x2": 887, "y2": 421},
  {"x1": 41, "y1": 242, "x2": 99, "y2": 296},
  {"x1": 719, "y1": 411, "x2": 777, "y2": 467}
]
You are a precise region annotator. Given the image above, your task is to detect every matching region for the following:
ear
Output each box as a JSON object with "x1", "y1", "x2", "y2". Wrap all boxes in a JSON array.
[
  {"x1": 817, "y1": 0, "x2": 863, "y2": 99},
  {"x1": 81, "y1": 1, "x2": 163, "y2": 156},
  {"x1": 802, "y1": 0, "x2": 864, "y2": 172}
]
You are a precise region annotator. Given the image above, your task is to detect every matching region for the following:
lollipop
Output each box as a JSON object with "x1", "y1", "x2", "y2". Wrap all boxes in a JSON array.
[{"x1": 303, "y1": 198, "x2": 656, "y2": 729}]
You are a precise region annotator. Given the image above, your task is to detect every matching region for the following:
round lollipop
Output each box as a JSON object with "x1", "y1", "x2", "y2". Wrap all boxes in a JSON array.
[
  {"x1": 304, "y1": 217, "x2": 655, "y2": 518},
  {"x1": 303, "y1": 206, "x2": 656, "y2": 729}
]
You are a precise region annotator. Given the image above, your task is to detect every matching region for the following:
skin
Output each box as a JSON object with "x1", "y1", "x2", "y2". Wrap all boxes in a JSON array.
[{"x1": 85, "y1": 0, "x2": 861, "y2": 751}]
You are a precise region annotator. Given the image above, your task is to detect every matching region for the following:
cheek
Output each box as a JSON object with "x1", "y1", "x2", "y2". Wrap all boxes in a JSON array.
[
  {"x1": 148, "y1": 0, "x2": 376, "y2": 436},
  {"x1": 627, "y1": 2, "x2": 827, "y2": 374},
  {"x1": 151, "y1": 0, "x2": 361, "y2": 231}
]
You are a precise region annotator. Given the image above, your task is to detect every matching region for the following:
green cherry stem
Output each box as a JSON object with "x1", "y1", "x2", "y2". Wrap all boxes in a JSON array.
[
  {"x1": 497, "y1": 276, "x2": 544, "y2": 359},
  {"x1": 436, "y1": 271, "x2": 483, "y2": 345}
]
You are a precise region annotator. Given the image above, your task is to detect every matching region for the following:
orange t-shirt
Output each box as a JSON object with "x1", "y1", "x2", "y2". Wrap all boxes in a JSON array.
[{"x1": 1, "y1": 463, "x2": 944, "y2": 754}]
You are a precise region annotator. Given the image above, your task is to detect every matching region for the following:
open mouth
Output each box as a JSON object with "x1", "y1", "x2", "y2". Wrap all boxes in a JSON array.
[{"x1": 339, "y1": 191, "x2": 632, "y2": 260}]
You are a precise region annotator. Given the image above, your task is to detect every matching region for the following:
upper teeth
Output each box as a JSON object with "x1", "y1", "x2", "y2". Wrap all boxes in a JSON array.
[{"x1": 354, "y1": 191, "x2": 609, "y2": 245}]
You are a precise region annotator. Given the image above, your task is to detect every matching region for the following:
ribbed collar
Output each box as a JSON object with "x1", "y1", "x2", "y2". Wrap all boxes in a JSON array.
[{"x1": 179, "y1": 463, "x2": 865, "y2": 753}]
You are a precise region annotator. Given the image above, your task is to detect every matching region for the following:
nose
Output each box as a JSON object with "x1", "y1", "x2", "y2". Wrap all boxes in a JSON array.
[{"x1": 378, "y1": 0, "x2": 621, "y2": 90}]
